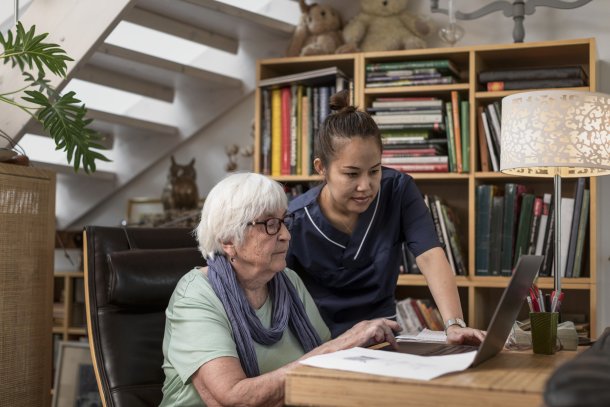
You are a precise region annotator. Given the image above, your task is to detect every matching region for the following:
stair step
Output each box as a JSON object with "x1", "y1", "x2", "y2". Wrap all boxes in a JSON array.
[{"x1": 87, "y1": 109, "x2": 179, "y2": 135}]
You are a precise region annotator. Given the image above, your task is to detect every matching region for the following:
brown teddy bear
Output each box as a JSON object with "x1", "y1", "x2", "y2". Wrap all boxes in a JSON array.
[
  {"x1": 286, "y1": 0, "x2": 344, "y2": 57},
  {"x1": 337, "y1": 0, "x2": 431, "y2": 53}
]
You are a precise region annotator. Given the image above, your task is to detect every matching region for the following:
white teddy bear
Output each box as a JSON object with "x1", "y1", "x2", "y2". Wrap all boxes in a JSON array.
[{"x1": 337, "y1": 0, "x2": 431, "y2": 53}]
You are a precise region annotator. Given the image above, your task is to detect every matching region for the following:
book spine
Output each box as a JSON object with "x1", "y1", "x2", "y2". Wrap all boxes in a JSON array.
[
  {"x1": 366, "y1": 59, "x2": 456, "y2": 73},
  {"x1": 451, "y1": 91, "x2": 463, "y2": 173},
  {"x1": 475, "y1": 185, "x2": 494, "y2": 275},
  {"x1": 559, "y1": 197, "x2": 575, "y2": 277},
  {"x1": 372, "y1": 114, "x2": 444, "y2": 124},
  {"x1": 535, "y1": 193, "x2": 552, "y2": 256},
  {"x1": 513, "y1": 194, "x2": 535, "y2": 267},
  {"x1": 572, "y1": 189, "x2": 590, "y2": 278},
  {"x1": 479, "y1": 66, "x2": 585, "y2": 82},
  {"x1": 290, "y1": 85, "x2": 298, "y2": 175},
  {"x1": 540, "y1": 198, "x2": 555, "y2": 277},
  {"x1": 385, "y1": 163, "x2": 449, "y2": 173},
  {"x1": 271, "y1": 88, "x2": 282, "y2": 176},
  {"x1": 481, "y1": 110, "x2": 499, "y2": 171},
  {"x1": 565, "y1": 178, "x2": 586, "y2": 277},
  {"x1": 366, "y1": 76, "x2": 455, "y2": 88},
  {"x1": 476, "y1": 106, "x2": 490, "y2": 172},
  {"x1": 261, "y1": 88, "x2": 271, "y2": 175},
  {"x1": 486, "y1": 77, "x2": 585, "y2": 91},
  {"x1": 300, "y1": 92, "x2": 310, "y2": 176},
  {"x1": 460, "y1": 100, "x2": 470, "y2": 173},
  {"x1": 489, "y1": 196, "x2": 504, "y2": 276},
  {"x1": 381, "y1": 156, "x2": 448, "y2": 164},
  {"x1": 445, "y1": 102, "x2": 456, "y2": 172},
  {"x1": 441, "y1": 204, "x2": 467, "y2": 276},
  {"x1": 435, "y1": 199, "x2": 456, "y2": 275},
  {"x1": 372, "y1": 100, "x2": 444, "y2": 109},
  {"x1": 280, "y1": 87, "x2": 291, "y2": 175},
  {"x1": 527, "y1": 197, "x2": 543, "y2": 255}
]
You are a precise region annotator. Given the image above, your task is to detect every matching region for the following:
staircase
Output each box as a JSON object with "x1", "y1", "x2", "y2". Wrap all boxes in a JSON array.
[{"x1": 0, "y1": 0, "x2": 299, "y2": 228}]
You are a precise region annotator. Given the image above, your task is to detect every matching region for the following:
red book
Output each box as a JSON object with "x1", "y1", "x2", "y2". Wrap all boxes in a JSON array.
[
  {"x1": 385, "y1": 163, "x2": 449, "y2": 173},
  {"x1": 382, "y1": 148, "x2": 437, "y2": 156},
  {"x1": 280, "y1": 87, "x2": 291, "y2": 175}
]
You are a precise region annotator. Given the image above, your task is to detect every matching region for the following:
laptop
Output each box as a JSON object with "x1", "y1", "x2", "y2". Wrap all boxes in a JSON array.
[{"x1": 385, "y1": 255, "x2": 544, "y2": 367}]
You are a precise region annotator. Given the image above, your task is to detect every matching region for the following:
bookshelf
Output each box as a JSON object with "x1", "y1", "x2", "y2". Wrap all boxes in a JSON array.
[{"x1": 254, "y1": 38, "x2": 600, "y2": 337}]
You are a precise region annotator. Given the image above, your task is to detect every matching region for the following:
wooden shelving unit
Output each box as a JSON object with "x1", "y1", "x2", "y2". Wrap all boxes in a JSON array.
[{"x1": 254, "y1": 38, "x2": 599, "y2": 337}]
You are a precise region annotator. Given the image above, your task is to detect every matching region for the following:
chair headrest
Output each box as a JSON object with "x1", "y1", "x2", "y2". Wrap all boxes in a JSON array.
[{"x1": 106, "y1": 247, "x2": 204, "y2": 309}]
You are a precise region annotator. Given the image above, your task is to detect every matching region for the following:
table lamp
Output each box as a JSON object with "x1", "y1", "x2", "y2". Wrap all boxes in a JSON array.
[{"x1": 500, "y1": 90, "x2": 610, "y2": 303}]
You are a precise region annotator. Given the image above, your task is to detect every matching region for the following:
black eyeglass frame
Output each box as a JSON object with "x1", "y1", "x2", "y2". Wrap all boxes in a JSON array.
[{"x1": 246, "y1": 213, "x2": 295, "y2": 236}]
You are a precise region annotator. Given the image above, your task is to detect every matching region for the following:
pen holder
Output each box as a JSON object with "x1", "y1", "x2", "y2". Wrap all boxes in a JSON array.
[{"x1": 530, "y1": 312, "x2": 559, "y2": 355}]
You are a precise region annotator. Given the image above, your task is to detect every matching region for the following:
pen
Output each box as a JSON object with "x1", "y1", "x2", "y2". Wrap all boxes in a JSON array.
[{"x1": 537, "y1": 288, "x2": 545, "y2": 312}]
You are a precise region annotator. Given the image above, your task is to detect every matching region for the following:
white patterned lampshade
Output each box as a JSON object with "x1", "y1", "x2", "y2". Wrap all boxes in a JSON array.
[{"x1": 500, "y1": 90, "x2": 610, "y2": 177}]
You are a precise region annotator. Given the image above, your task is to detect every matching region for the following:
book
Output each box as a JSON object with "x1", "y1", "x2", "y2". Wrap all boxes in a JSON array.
[
  {"x1": 481, "y1": 110, "x2": 499, "y2": 171},
  {"x1": 280, "y1": 87, "x2": 291, "y2": 175},
  {"x1": 489, "y1": 196, "x2": 504, "y2": 276},
  {"x1": 372, "y1": 98, "x2": 444, "y2": 109},
  {"x1": 271, "y1": 88, "x2": 282, "y2": 176},
  {"x1": 427, "y1": 195, "x2": 446, "y2": 249},
  {"x1": 377, "y1": 123, "x2": 446, "y2": 131},
  {"x1": 385, "y1": 163, "x2": 449, "y2": 173},
  {"x1": 366, "y1": 76, "x2": 455, "y2": 88},
  {"x1": 540, "y1": 199, "x2": 555, "y2": 277},
  {"x1": 445, "y1": 102, "x2": 456, "y2": 172},
  {"x1": 486, "y1": 77, "x2": 586, "y2": 91},
  {"x1": 479, "y1": 65, "x2": 587, "y2": 83},
  {"x1": 527, "y1": 197, "x2": 543, "y2": 255},
  {"x1": 475, "y1": 184, "x2": 496, "y2": 276},
  {"x1": 460, "y1": 100, "x2": 470, "y2": 173},
  {"x1": 441, "y1": 203, "x2": 467, "y2": 276},
  {"x1": 485, "y1": 103, "x2": 502, "y2": 161},
  {"x1": 372, "y1": 113, "x2": 444, "y2": 124},
  {"x1": 259, "y1": 66, "x2": 348, "y2": 88},
  {"x1": 301, "y1": 94, "x2": 310, "y2": 176},
  {"x1": 381, "y1": 156, "x2": 448, "y2": 164},
  {"x1": 366, "y1": 59, "x2": 460, "y2": 77},
  {"x1": 558, "y1": 197, "x2": 575, "y2": 277},
  {"x1": 565, "y1": 178, "x2": 586, "y2": 278},
  {"x1": 513, "y1": 194, "x2": 534, "y2": 267},
  {"x1": 535, "y1": 193, "x2": 552, "y2": 256},
  {"x1": 451, "y1": 91, "x2": 463, "y2": 173},
  {"x1": 434, "y1": 198, "x2": 457, "y2": 275},
  {"x1": 476, "y1": 106, "x2": 490, "y2": 172},
  {"x1": 367, "y1": 68, "x2": 443, "y2": 78},
  {"x1": 572, "y1": 189, "x2": 590, "y2": 278},
  {"x1": 501, "y1": 183, "x2": 526, "y2": 276},
  {"x1": 261, "y1": 88, "x2": 271, "y2": 175},
  {"x1": 290, "y1": 85, "x2": 298, "y2": 174}
]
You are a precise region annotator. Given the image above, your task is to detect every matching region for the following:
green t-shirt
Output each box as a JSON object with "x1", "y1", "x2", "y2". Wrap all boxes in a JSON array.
[{"x1": 159, "y1": 267, "x2": 331, "y2": 407}]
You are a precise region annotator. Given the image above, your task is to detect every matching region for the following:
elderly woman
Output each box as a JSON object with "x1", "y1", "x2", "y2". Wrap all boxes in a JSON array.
[{"x1": 160, "y1": 172, "x2": 399, "y2": 407}]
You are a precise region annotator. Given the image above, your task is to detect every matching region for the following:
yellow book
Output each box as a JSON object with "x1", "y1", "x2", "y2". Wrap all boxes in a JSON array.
[
  {"x1": 301, "y1": 94, "x2": 310, "y2": 176},
  {"x1": 271, "y1": 88, "x2": 282, "y2": 176}
]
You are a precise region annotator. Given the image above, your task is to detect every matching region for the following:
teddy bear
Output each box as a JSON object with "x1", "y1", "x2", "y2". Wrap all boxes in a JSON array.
[
  {"x1": 286, "y1": 0, "x2": 344, "y2": 57},
  {"x1": 336, "y1": 0, "x2": 431, "y2": 53}
]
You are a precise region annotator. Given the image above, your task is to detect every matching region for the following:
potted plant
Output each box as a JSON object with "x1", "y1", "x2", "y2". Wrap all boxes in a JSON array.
[{"x1": 1, "y1": 22, "x2": 108, "y2": 173}]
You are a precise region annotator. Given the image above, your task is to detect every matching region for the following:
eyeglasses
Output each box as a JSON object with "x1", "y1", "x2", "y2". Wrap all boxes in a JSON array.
[{"x1": 246, "y1": 213, "x2": 294, "y2": 236}]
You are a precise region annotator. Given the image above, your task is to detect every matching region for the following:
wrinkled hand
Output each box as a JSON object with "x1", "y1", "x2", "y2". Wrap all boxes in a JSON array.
[
  {"x1": 446, "y1": 326, "x2": 486, "y2": 346},
  {"x1": 338, "y1": 319, "x2": 401, "y2": 350}
]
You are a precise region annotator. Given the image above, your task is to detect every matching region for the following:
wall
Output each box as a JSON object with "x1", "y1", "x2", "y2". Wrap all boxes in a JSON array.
[{"x1": 78, "y1": 0, "x2": 610, "y2": 331}]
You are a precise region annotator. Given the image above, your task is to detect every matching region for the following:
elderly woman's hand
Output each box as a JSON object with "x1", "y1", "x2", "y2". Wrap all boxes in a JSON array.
[{"x1": 328, "y1": 318, "x2": 401, "y2": 352}]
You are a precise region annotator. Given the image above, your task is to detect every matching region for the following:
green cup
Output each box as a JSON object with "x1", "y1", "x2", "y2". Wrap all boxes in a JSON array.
[{"x1": 530, "y1": 312, "x2": 559, "y2": 355}]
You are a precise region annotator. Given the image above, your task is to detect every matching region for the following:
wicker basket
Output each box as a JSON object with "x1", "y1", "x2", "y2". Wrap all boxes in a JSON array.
[{"x1": 0, "y1": 163, "x2": 56, "y2": 407}]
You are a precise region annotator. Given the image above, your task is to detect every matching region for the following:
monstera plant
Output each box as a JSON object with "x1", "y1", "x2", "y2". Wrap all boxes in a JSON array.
[{"x1": 0, "y1": 22, "x2": 108, "y2": 173}]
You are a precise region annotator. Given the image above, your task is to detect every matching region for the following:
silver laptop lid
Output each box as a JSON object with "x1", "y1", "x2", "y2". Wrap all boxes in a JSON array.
[{"x1": 471, "y1": 254, "x2": 544, "y2": 367}]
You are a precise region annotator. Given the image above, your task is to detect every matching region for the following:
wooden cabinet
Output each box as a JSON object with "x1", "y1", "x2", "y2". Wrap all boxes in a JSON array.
[{"x1": 254, "y1": 38, "x2": 600, "y2": 337}]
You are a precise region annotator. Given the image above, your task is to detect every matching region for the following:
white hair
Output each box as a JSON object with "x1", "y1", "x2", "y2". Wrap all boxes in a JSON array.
[{"x1": 196, "y1": 172, "x2": 288, "y2": 259}]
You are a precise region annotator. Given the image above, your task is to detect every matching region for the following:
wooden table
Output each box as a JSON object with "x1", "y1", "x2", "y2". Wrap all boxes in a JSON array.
[{"x1": 285, "y1": 350, "x2": 578, "y2": 407}]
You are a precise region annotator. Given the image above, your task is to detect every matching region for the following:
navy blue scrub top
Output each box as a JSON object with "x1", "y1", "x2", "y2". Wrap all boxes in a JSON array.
[{"x1": 286, "y1": 167, "x2": 441, "y2": 337}]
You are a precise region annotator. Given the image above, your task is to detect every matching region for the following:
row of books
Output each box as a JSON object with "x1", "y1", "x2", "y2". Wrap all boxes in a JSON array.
[
  {"x1": 259, "y1": 67, "x2": 351, "y2": 176},
  {"x1": 476, "y1": 179, "x2": 589, "y2": 278},
  {"x1": 371, "y1": 93, "x2": 470, "y2": 173},
  {"x1": 478, "y1": 65, "x2": 588, "y2": 91},
  {"x1": 396, "y1": 297, "x2": 444, "y2": 333},
  {"x1": 365, "y1": 59, "x2": 460, "y2": 88},
  {"x1": 477, "y1": 102, "x2": 502, "y2": 172},
  {"x1": 401, "y1": 195, "x2": 467, "y2": 276}
]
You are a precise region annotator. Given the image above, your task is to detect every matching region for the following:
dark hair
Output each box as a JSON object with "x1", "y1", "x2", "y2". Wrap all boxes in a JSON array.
[{"x1": 314, "y1": 89, "x2": 382, "y2": 167}]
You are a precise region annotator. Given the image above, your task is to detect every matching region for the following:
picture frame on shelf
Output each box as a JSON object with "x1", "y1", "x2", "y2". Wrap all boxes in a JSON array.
[
  {"x1": 126, "y1": 198, "x2": 165, "y2": 226},
  {"x1": 52, "y1": 341, "x2": 102, "y2": 407}
]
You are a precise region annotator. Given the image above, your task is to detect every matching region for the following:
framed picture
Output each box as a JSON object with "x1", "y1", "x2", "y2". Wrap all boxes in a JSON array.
[
  {"x1": 52, "y1": 341, "x2": 102, "y2": 407},
  {"x1": 126, "y1": 198, "x2": 165, "y2": 226}
]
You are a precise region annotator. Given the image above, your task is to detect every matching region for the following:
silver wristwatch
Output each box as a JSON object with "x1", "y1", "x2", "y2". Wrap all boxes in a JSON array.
[{"x1": 444, "y1": 317, "x2": 467, "y2": 333}]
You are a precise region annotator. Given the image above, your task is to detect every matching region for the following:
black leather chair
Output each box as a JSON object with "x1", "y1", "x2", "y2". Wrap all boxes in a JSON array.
[{"x1": 84, "y1": 226, "x2": 204, "y2": 407}]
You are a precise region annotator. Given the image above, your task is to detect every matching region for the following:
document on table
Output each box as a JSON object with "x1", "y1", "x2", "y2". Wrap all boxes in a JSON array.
[{"x1": 300, "y1": 347, "x2": 477, "y2": 381}]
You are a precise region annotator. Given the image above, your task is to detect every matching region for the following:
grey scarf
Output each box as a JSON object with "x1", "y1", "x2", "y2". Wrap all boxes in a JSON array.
[{"x1": 207, "y1": 255, "x2": 322, "y2": 377}]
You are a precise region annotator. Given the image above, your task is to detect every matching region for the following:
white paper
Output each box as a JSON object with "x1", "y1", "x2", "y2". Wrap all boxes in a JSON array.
[
  {"x1": 396, "y1": 328, "x2": 447, "y2": 343},
  {"x1": 300, "y1": 347, "x2": 477, "y2": 381}
]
